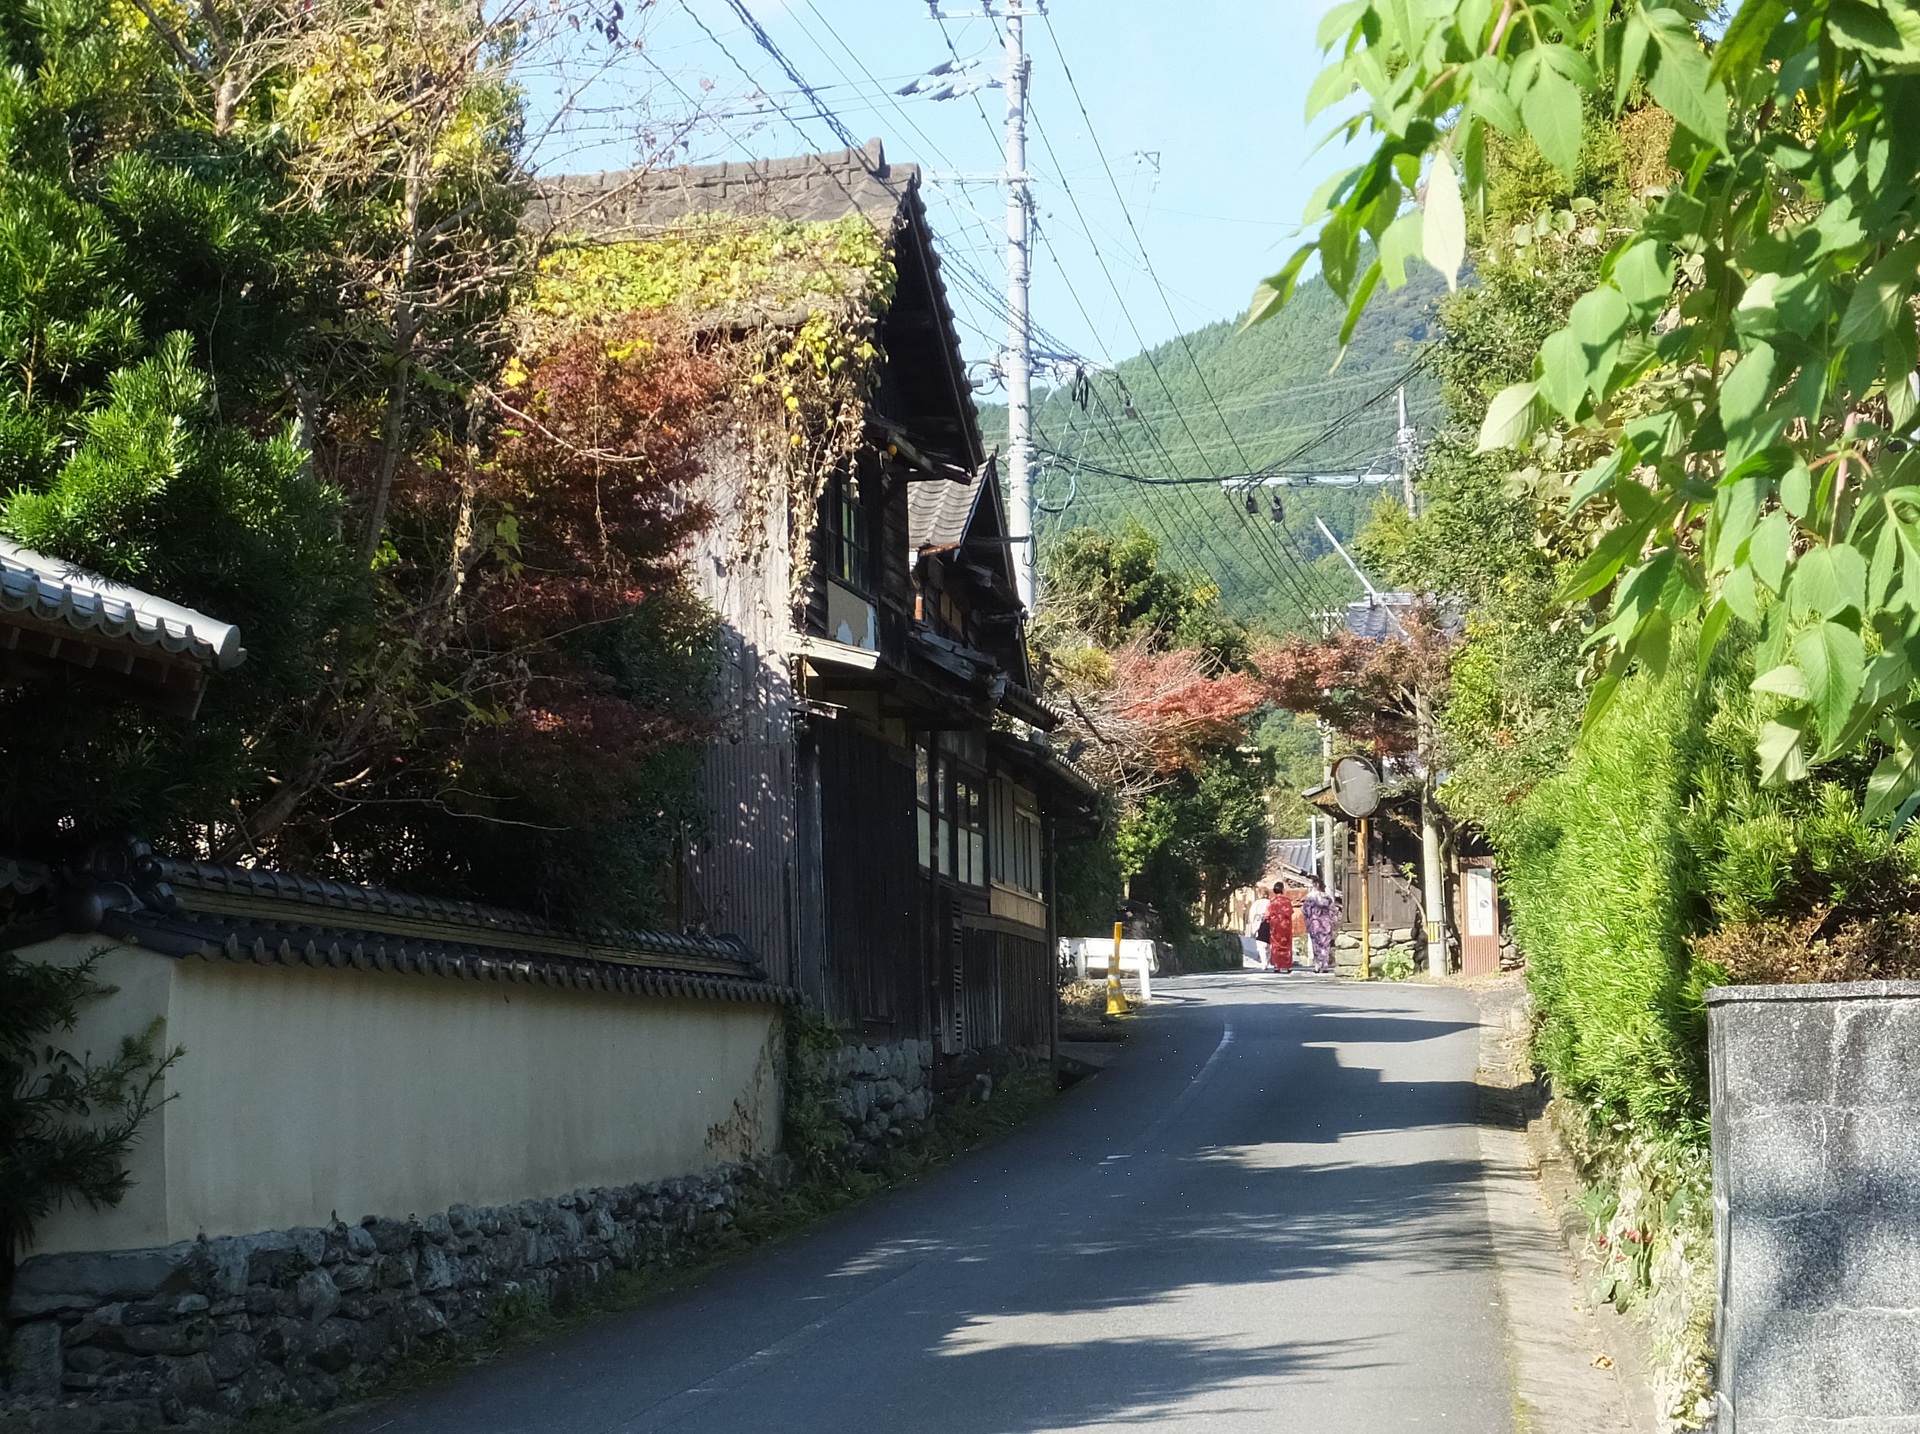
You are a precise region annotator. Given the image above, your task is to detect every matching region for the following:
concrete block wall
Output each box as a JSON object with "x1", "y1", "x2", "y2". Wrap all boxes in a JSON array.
[{"x1": 1708, "y1": 980, "x2": 1920, "y2": 1431}]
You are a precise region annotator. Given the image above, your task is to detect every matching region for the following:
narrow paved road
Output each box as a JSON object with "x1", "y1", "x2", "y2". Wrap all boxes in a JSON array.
[{"x1": 331, "y1": 972, "x2": 1513, "y2": 1433}]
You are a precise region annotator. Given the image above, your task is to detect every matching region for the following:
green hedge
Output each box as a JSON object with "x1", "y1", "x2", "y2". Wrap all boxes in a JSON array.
[
  {"x1": 1493, "y1": 660, "x2": 1714, "y2": 1139},
  {"x1": 1486, "y1": 633, "x2": 1920, "y2": 1143}
]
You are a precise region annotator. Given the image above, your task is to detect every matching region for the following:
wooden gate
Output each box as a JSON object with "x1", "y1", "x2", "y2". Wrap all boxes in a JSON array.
[
  {"x1": 1339, "y1": 859, "x2": 1423, "y2": 931},
  {"x1": 1457, "y1": 857, "x2": 1501, "y2": 976}
]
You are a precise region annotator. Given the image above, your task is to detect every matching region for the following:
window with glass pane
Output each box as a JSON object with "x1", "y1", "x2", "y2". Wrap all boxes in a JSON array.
[
  {"x1": 988, "y1": 780, "x2": 1042, "y2": 893},
  {"x1": 1013, "y1": 805, "x2": 1042, "y2": 892},
  {"x1": 830, "y1": 475, "x2": 869, "y2": 589},
  {"x1": 934, "y1": 752, "x2": 951, "y2": 877},
  {"x1": 953, "y1": 774, "x2": 986, "y2": 886}
]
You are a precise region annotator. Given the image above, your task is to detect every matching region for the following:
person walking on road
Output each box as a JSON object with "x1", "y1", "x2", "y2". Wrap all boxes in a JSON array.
[
  {"x1": 1302, "y1": 875, "x2": 1339, "y2": 974},
  {"x1": 1244, "y1": 886, "x2": 1272, "y2": 967},
  {"x1": 1267, "y1": 884, "x2": 1294, "y2": 972}
]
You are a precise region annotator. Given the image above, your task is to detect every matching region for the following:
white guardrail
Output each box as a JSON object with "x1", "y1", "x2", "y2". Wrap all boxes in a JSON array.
[{"x1": 1058, "y1": 937, "x2": 1161, "y2": 982}]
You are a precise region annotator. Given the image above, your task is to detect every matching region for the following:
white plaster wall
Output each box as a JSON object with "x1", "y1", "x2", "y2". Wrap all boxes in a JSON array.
[
  {"x1": 23, "y1": 935, "x2": 177, "y2": 1254},
  {"x1": 26, "y1": 942, "x2": 782, "y2": 1255}
]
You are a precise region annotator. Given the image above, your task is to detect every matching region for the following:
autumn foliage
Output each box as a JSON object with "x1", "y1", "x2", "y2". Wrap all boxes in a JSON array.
[
  {"x1": 281, "y1": 312, "x2": 729, "y2": 917},
  {"x1": 486, "y1": 314, "x2": 721, "y2": 634},
  {"x1": 1104, "y1": 645, "x2": 1262, "y2": 781},
  {"x1": 1256, "y1": 614, "x2": 1454, "y2": 755}
]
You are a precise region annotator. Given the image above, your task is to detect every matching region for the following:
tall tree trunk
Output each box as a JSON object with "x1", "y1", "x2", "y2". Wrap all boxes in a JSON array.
[{"x1": 359, "y1": 156, "x2": 426, "y2": 569}]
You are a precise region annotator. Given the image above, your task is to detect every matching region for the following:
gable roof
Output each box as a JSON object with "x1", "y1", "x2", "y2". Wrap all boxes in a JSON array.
[{"x1": 530, "y1": 142, "x2": 984, "y2": 474}]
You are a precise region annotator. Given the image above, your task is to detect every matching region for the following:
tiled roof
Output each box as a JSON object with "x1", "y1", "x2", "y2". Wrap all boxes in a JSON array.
[
  {"x1": 1265, "y1": 837, "x2": 1317, "y2": 879},
  {"x1": 907, "y1": 464, "x2": 986, "y2": 553},
  {"x1": 0, "y1": 538, "x2": 244, "y2": 670},
  {"x1": 109, "y1": 907, "x2": 789, "y2": 1006},
  {"x1": 151, "y1": 858, "x2": 768, "y2": 974},
  {"x1": 528, "y1": 141, "x2": 914, "y2": 239},
  {"x1": 3, "y1": 846, "x2": 793, "y2": 1007},
  {"x1": 1343, "y1": 593, "x2": 1465, "y2": 641}
]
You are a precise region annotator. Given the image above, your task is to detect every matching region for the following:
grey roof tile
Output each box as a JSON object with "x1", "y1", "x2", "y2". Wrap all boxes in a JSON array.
[
  {"x1": 907, "y1": 464, "x2": 986, "y2": 552},
  {"x1": 0, "y1": 538, "x2": 244, "y2": 670}
]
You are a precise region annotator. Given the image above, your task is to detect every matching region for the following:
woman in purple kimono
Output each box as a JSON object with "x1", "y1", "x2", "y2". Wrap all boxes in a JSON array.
[{"x1": 1301, "y1": 876, "x2": 1339, "y2": 974}]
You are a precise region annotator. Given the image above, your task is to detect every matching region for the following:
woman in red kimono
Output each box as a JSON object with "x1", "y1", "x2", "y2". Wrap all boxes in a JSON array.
[{"x1": 1267, "y1": 884, "x2": 1294, "y2": 972}]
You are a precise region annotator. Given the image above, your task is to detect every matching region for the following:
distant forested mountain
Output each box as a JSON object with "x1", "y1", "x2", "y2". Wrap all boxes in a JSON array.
[{"x1": 979, "y1": 267, "x2": 1448, "y2": 634}]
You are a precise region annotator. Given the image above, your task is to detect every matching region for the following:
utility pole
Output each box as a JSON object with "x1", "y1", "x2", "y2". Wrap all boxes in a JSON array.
[
  {"x1": 1311, "y1": 608, "x2": 1339, "y2": 891},
  {"x1": 1314, "y1": 519, "x2": 1448, "y2": 974},
  {"x1": 1003, "y1": 2, "x2": 1036, "y2": 611},
  {"x1": 1396, "y1": 386, "x2": 1416, "y2": 514},
  {"x1": 1417, "y1": 688, "x2": 1449, "y2": 977}
]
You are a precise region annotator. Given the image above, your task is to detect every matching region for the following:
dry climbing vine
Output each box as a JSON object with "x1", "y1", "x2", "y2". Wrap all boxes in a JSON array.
[{"x1": 524, "y1": 214, "x2": 897, "y2": 613}]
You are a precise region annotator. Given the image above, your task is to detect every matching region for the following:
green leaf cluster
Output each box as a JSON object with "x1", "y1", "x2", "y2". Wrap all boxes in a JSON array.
[
  {"x1": 0, "y1": 1, "x2": 360, "y2": 849},
  {"x1": 1267, "y1": 0, "x2": 1920, "y2": 812},
  {"x1": 1038, "y1": 519, "x2": 1253, "y2": 671},
  {"x1": 1115, "y1": 745, "x2": 1274, "y2": 942}
]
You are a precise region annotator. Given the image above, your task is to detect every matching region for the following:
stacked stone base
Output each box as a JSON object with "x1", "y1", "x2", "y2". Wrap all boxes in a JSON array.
[
  {"x1": 829, "y1": 1038, "x2": 934, "y2": 1163},
  {"x1": 1, "y1": 1159, "x2": 790, "y2": 1432},
  {"x1": 825, "y1": 1038, "x2": 1047, "y2": 1163},
  {"x1": 1331, "y1": 926, "x2": 1425, "y2": 971},
  {"x1": 4, "y1": 1038, "x2": 1056, "y2": 1431}
]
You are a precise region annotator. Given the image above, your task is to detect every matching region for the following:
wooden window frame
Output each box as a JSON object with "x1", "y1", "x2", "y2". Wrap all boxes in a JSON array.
[{"x1": 828, "y1": 473, "x2": 871, "y2": 594}]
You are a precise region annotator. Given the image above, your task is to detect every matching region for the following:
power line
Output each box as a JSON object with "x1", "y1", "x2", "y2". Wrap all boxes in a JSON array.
[
  {"x1": 1020, "y1": 93, "x2": 1331, "y2": 615},
  {"x1": 715, "y1": 0, "x2": 874, "y2": 160},
  {"x1": 665, "y1": 5, "x2": 1355, "y2": 623},
  {"x1": 1035, "y1": 10, "x2": 1348, "y2": 613}
]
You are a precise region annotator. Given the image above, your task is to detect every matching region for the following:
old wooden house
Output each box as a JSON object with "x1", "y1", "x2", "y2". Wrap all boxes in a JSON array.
[{"x1": 533, "y1": 142, "x2": 1096, "y2": 1074}]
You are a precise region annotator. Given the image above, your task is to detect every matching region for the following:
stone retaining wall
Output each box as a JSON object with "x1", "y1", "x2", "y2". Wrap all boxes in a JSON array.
[
  {"x1": 830, "y1": 1038, "x2": 935, "y2": 1161},
  {"x1": 1, "y1": 1159, "x2": 790, "y2": 1432},
  {"x1": 825, "y1": 1037, "x2": 1046, "y2": 1162},
  {"x1": 1331, "y1": 926, "x2": 1421, "y2": 970}
]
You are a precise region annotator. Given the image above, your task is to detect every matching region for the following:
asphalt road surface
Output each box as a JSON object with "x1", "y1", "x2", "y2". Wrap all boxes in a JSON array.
[{"x1": 329, "y1": 971, "x2": 1514, "y2": 1433}]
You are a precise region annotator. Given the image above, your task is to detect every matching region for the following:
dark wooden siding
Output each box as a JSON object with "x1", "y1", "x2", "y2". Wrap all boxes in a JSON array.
[
  {"x1": 818, "y1": 722, "x2": 922, "y2": 1038},
  {"x1": 681, "y1": 437, "x2": 800, "y2": 986},
  {"x1": 878, "y1": 476, "x2": 913, "y2": 609},
  {"x1": 1340, "y1": 859, "x2": 1423, "y2": 931},
  {"x1": 958, "y1": 927, "x2": 1052, "y2": 1056}
]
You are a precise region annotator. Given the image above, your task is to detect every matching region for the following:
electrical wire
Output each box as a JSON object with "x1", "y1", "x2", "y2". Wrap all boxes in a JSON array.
[
  {"x1": 662, "y1": 4, "x2": 1381, "y2": 621},
  {"x1": 1035, "y1": 10, "x2": 1351, "y2": 612}
]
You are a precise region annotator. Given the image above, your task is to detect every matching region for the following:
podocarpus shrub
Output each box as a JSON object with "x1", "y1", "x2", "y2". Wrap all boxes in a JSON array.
[
  {"x1": 1479, "y1": 629, "x2": 1920, "y2": 1427},
  {"x1": 1, "y1": 948, "x2": 175, "y2": 1318}
]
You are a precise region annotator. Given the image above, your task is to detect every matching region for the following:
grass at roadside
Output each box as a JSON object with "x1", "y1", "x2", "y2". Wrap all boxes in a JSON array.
[
  {"x1": 266, "y1": 1072, "x2": 1058, "y2": 1433},
  {"x1": 1059, "y1": 978, "x2": 1131, "y2": 1040}
]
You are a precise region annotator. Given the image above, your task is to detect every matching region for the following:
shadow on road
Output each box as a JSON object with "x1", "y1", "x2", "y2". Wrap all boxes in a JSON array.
[
  {"x1": 632, "y1": 983, "x2": 1502, "y2": 1432},
  {"x1": 330, "y1": 979, "x2": 1504, "y2": 1434}
]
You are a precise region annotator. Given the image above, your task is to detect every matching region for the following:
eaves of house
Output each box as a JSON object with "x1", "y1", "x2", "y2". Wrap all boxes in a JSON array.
[{"x1": 0, "y1": 538, "x2": 244, "y2": 717}]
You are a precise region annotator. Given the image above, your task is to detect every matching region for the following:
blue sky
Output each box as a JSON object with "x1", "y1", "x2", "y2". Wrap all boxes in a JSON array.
[{"x1": 519, "y1": 0, "x2": 1357, "y2": 377}]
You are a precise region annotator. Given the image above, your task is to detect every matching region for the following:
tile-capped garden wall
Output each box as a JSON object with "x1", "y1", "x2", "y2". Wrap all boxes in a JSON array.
[{"x1": 1708, "y1": 981, "x2": 1920, "y2": 1432}]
